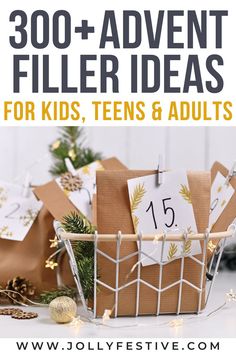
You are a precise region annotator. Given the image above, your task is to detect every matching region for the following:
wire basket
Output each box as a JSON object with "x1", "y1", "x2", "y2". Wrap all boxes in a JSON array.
[{"x1": 54, "y1": 221, "x2": 235, "y2": 318}]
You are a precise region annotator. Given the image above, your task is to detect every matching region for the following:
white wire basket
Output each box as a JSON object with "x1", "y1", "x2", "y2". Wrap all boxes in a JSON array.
[{"x1": 54, "y1": 222, "x2": 235, "y2": 318}]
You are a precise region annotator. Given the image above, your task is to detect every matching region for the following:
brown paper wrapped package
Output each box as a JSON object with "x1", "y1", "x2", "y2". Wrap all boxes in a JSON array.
[
  {"x1": 0, "y1": 207, "x2": 59, "y2": 293},
  {"x1": 96, "y1": 170, "x2": 211, "y2": 316},
  {"x1": 31, "y1": 158, "x2": 127, "y2": 291},
  {"x1": 0, "y1": 158, "x2": 127, "y2": 296},
  {"x1": 34, "y1": 157, "x2": 127, "y2": 222}
]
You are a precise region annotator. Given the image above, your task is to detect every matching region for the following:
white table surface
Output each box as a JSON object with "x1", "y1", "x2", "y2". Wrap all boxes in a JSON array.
[{"x1": 0, "y1": 271, "x2": 236, "y2": 338}]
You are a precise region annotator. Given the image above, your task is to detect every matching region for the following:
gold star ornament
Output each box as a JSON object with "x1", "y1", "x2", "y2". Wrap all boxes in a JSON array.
[
  {"x1": 49, "y1": 236, "x2": 59, "y2": 248},
  {"x1": 45, "y1": 260, "x2": 58, "y2": 270}
]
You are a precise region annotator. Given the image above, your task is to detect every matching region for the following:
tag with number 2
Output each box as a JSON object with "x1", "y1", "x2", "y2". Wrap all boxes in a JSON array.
[{"x1": 0, "y1": 181, "x2": 42, "y2": 241}]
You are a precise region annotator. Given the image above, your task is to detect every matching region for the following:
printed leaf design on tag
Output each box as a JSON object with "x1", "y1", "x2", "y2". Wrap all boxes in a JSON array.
[
  {"x1": 182, "y1": 226, "x2": 193, "y2": 254},
  {"x1": 0, "y1": 187, "x2": 7, "y2": 208},
  {"x1": 167, "y1": 243, "x2": 178, "y2": 260},
  {"x1": 217, "y1": 185, "x2": 222, "y2": 193},
  {"x1": 82, "y1": 162, "x2": 104, "y2": 175},
  {"x1": 132, "y1": 214, "x2": 139, "y2": 233},
  {"x1": 179, "y1": 184, "x2": 192, "y2": 204},
  {"x1": 82, "y1": 165, "x2": 90, "y2": 175},
  {"x1": 20, "y1": 209, "x2": 38, "y2": 227},
  {"x1": 183, "y1": 239, "x2": 192, "y2": 255},
  {"x1": 207, "y1": 240, "x2": 217, "y2": 253},
  {"x1": 221, "y1": 200, "x2": 226, "y2": 207},
  {"x1": 0, "y1": 225, "x2": 13, "y2": 238},
  {"x1": 130, "y1": 183, "x2": 146, "y2": 213},
  {"x1": 63, "y1": 189, "x2": 70, "y2": 197},
  {"x1": 187, "y1": 226, "x2": 193, "y2": 234}
]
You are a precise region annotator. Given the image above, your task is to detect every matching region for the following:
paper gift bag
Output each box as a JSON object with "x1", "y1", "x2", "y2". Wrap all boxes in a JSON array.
[
  {"x1": 96, "y1": 170, "x2": 211, "y2": 316},
  {"x1": 211, "y1": 161, "x2": 236, "y2": 232},
  {"x1": 34, "y1": 157, "x2": 127, "y2": 222},
  {"x1": 0, "y1": 206, "x2": 62, "y2": 294},
  {"x1": 31, "y1": 158, "x2": 127, "y2": 293}
]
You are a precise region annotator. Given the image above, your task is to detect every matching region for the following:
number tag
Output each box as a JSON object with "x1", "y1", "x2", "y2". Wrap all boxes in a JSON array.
[
  {"x1": 209, "y1": 172, "x2": 234, "y2": 230},
  {"x1": 55, "y1": 160, "x2": 104, "y2": 222},
  {"x1": 128, "y1": 171, "x2": 200, "y2": 265},
  {"x1": 0, "y1": 181, "x2": 42, "y2": 241}
]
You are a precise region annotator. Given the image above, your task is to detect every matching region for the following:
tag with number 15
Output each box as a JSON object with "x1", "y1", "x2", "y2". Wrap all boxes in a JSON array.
[{"x1": 127, "y1": 171, "x2": 201, "y2": 266}]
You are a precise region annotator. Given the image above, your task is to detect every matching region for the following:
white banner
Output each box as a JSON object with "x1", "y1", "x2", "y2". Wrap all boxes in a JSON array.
[
  {"x1": 0, "y1": 338, "x2": 235, "y2": 354},
  {"x1": 0, "y1": 0, "x2": 236, "y2": 126}
]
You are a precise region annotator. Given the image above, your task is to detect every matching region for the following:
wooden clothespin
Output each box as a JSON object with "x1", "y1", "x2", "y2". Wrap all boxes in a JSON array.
[
  {"x1": 157, "y1": 154, "x2": 164, "y2": 186},
  {"x1": 65, "y1": 157, "x2": 77, "y2": 176},
  {"x1": 22, "y1": 173, "x2": 32, "y2": 198}
]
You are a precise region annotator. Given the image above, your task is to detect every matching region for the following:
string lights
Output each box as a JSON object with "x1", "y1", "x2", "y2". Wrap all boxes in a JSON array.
[
  {"x1": 169, "y1": 318, "x2": 184, "y2": 327},
  {"x1": 51, "y1": 140, "x2": 61, "y2": 151},
  {"x1": 102, "y1": 309, "x2": 112, "y2": 322},
  {"x1": 1, "y1": 289, "x2": 235, "y2": 333},
  {"x1": 226, "y1": 289, "x2": 236, "y2": 302},
  {"x1": 70, "y1": 316, "x2": 84, "y2": 331}
]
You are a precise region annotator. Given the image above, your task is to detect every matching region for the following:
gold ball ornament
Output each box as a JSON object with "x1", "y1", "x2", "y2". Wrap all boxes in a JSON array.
[{"x1": 49, "y1": 296, "x2": 77, "y2": 324}]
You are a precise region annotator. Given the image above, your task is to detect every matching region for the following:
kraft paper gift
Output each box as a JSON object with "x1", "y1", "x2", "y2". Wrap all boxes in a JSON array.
[
  {"x1": 31, "y1": 157, "x2": 126, "y2": 292},
  {"x1": 0, "y1": 158, "x2": 127, "y2": 297},
  {"x1": 0, "y1": 206, "x2": 67, "y2": 294},
  {"x1": 34, "y1": 157, "x2": 127, "y2": 223},
  {"x1": 96, "y1": 170, "x2": 211, "y2": 316}
]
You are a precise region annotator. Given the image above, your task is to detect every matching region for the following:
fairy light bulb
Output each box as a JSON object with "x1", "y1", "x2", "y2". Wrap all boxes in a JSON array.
[
  {"x1": 51, "y1": 140, "x2": 61, "y2": 151},
  {"x1": 226, "y1": 289, "x2": 236, "y2": 302},
  {"x1": 70, "y1": 316, "x2": 84, "y2": 331},
  {"x1": 102, "y1": 309, "x2": 112, "y2": 322},
  {"x1": 68, "y1": 149, "x2": 76, "y2": 161},
  {"x1": 169, "y1": 318, "x2": 184, "y2": 327}
]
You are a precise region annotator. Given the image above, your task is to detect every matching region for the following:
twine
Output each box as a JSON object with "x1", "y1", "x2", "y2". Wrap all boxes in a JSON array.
[{"x1": 0, "y1": 290, "x2": 47, "y2": 307}]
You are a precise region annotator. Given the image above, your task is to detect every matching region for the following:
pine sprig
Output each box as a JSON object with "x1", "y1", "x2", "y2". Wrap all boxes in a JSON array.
[
  {"x1": 39, "y1": 287, "x2": 77, "y2": 304},
  {"x1": 76, "y1": 258, "x2": 94, "y2": 299},
  {"x1": 130, "y1": 183, "x2": 146, "y2": 213},
  {"x1": 61, "y1": 212, "x2": 96, "y2": 300},
  {"x1": 61, "y1": 127, "x2": 83, "y2": 144},
  {"x1": 62, "y1": 212, "x2": 95, "y2": 235},
  {"x1": 49, "y1": 127, "x2": 102, "y2": 176}
]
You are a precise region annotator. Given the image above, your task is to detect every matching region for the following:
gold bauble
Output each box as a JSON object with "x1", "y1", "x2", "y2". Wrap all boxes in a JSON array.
[{"x1": 49, "y1": 296, "x2": 77, "y2": 324}]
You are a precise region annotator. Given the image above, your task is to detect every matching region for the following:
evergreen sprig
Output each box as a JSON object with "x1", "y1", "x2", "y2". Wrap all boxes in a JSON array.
[
  {"x1": 39, "y1": 287, "x2": 77, "y2": 304},
  {"x1": 62, "y1": 212, "x2": 95, "y2": 235},
  {"x1": 62, "y1": 212, "x2": 96, "y2": 300},
  {"x1": 49, "y1": 127, "x2": 102, "y2": 176}
]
